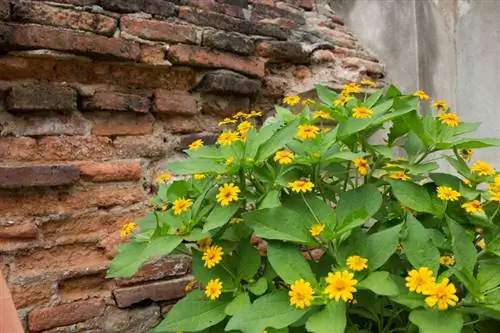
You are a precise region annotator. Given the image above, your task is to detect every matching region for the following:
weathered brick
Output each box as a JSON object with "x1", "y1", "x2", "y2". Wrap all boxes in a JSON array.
[
  {"x1": 100, "y1": 0, "x2": 177, "y2": 17},
  {"x1": 30, "y1": 0, "x2": 99, "y2": 4},
  {"x1": 6, "y1": 84, "x2": 77, "y2": 112},
  {"x1": 82, "y1": 92, "x2": 151, "y2": 113},
  {"x1": 195, "y1": 70, "x2": 262, "y2": 95},
  {"x1": 113, "y1": 275, "x2": 194, "y2": 308},
  {"x1": 114, "y1": 136, "x2": 168, "y2": 158},
  {"x1": 153, "y1": 90, "x2": 198, "y2": 115},
  {"x1": 28, "y1": 299, "x2": 105, "y2": 332},
  {"x1": 200, "y1": 93, "x2": 250, "y2": 117},
  {"x1": 92, "y1": 115, "x2": 155, "y2": 136},
  {"x1": 164, "y1": 116, "x2": 203, "y2": 134},
  {"x1": 0, "y1": 223, "x2": 38, "y2": 240},
  {"x1": 177, "y1": 133, "x2": 218, "y2": 151},
  {"x1": 0, "y1": 165, "x2": 80, "y2": 188},
  {"x1": 0, "y1": 0, "x2": 9, "y2": 20},
  {"x1": 168, "y1": 44, "x2": 265, "y2": 78},
  {"x1": 216, "y1": 0, "x2": 248, "y2": 7},
  {"x1": 281, "y1": 0, "x2": 314, "y2": 10},
  {"x1": 17, "y1": 113, "x2": 88, "y2": 136},
  {"x1": 252, "y1": 3, "x2": 305, "y2": 24},
  {"x1": 0, "y1": 137, "x2": 38, "y2": 161},
  {"x1": 342, "y1": 57, "x2": 385, "y2": 78},
  {"x1": 179, "y1": 6, "x2": 289, "y2": 40},
  {"x1": 12, "y1": 2, "x2": 117, "y2": 36},
  {"x1": 59, "y1": 273, "x2": 114, "y2": 302},
  {"x1": 202, "y1": 29, "x2": 255, "y2": 55},
  {"x1": 121, "y1": 15, "x2": 199, "y2": 44},
  {"x1": 140, "y1": 44, "x2": 166, "y2": 65},
  {"x1": 38, "y1": 136, "x2": 115, "y2": 161},
  {"x1": 182, "y1": 0, "x2": 244, "y2": 18},
  {"x1": 116, "y1": 255, "x2": 192, "y2": 286},
  {"x1": 259, "y1": 17, "x2": 297, "y2": 29},
  {"x1": 79, "y1": 161, "x2": 141, "y2": 182},
  {"x1": 255, "y1": 40, "x2": 309, "y2": 63},
  {"x1": 10, "y1": 281, "x2": 54, "y2": 309},
  {"x1": 1, "y1": 23, "x2": 141, "y2": 61},
  {"x1": 311, "y1": 49, "x2": 336, "y2": 63}
]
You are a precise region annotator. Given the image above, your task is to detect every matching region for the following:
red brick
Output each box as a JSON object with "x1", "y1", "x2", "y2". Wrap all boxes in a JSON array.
[
  {"x1": 10, "y1": 281, "x2": 53, "y2": 309},
  {"x1": 153, "y1": 90, "x2": 198, "y2": 115},
  {"x1": 0, "y1": 223, "x2": 38, "y2": 240},
  {"x1": 100, "y1": 0, "x2": 176, "y2": 17},
  {"x1": 0, "y1": 137, "x2": 39, "y2": 161},
  {"x1": 113, "y1": 275, "x2": 194, "y2": 308},
  {"x1": 164, "y1": 116, "x2": 203, "y2": 134},
  {"x1": 255, "y1": 41, "x2": 309, "y2": 63},
  {"x1": 140, "y1": 44, "x2": 166, "y2": 65},
  {"x1": 0, "y1": 185, "x2": 145, "y2": 217},
  {"x1": 59, "y1": 273, "x2": 114, "y2": 303},
  {"x1": 168, "y1": 44, "x2": 265, "y2": 78},
  {"x1": 116, "y1": 255, "x2": 192, "y2": 286},
  {"x1": 12, "y1": 245, "x2": 110, "y2": 280},
  {"x1": 2, "y1": 23, "x2": 141, "y2": 61},
  {"x1": 113, "y1": 136, "x2": 168, "y2": 158},
  {"x1": 79, "y1": 161, "x2": 141, "y2": 182},
  {"x1": 6, "y1": 83, "x2": 77, "y2": 112},
  {"x1": 12, "y1": 2, "x2": 117, "y2": 36},
  {"x1": 251, "y1": 3, "x2": 305, "y2": 24},
  {"x1": 0, "y1": 165, "x2": 80, "y2": 189},
  {"x1": 92, "y1": 116, "x2": 155, "y2": 136},
  {"x1": 258, "y1": 17, "x2": 297, "y2": 29},
  {"x1": 121, "y1": 16, "x2": 199, "y2": 44},
  {"x1": 184, "y1": 0, "x2": 244, "y2": 18},
  {"x1": 82, "y1": 91, "x2": 150, "y2": 113},
  {"x1": 37, "y1": 136, "x2": 116, "y2": 162},
  {"x1": 28, "y1": 299, "x2": 105, "y2": 332}
]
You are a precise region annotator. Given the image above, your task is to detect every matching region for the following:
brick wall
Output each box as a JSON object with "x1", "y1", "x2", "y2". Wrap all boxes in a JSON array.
[{"x1": 0, "y1": 0, "x2": 385, "y2": 332}]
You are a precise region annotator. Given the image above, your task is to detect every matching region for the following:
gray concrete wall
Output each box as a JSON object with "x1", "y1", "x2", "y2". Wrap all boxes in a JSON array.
[{"x1": 331, "y1": 0, "x2": 500, "y2": 165}]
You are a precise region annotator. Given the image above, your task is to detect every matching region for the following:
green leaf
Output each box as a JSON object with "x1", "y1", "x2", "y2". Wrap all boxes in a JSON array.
[
  {"x1": 166, "y1": 180, "x2": 190, "y2": 201},
  {"x1": 225, "y1": 292, "x2": 251, "y2": 316},
  {"x1": 243, "y1": 206, "x2": 314, "y2": 243},
  {"x1": 389, "y1": 180, "x2": 436, "y2": 215},
  {"x1": 401, "y1": 215, "x2": 440, "y2": 274},
  {"x1": 390, "y1": 294, "x2": 426, "y2": 309},
  {"x1": 153, "y1": 290, "x2": 230, "y2": 332},
  {"x1": 409, "y1": 309, "x2": 463, "y2": 333},
  {"x1": 305, "y1": 302, "x2": 346, "y2": 333},
  {"x1": 365, "y1": 90, "x2": 383, "y2": 108},
  {"x1": 357, "y1": 271, "x2": 399, "y2": 296},
  {"x1": 371, "y1": 99, "x2": 394, "y2": 116},
  {"x1": 246, "y1": 120, "x2": 283, "y2": 159},
  {"x1": 337, "y1": 118, "x2": 373, "y2": 139},
  {"x1": 365, "y1": 224, "x2": 402, "y2": 271},
  {"x1": 447, "y1": 217, "x2": 477, "y2": 273},
  {"x1": 237, "y1": 241, "x2": 261, "y2": 281},
  {"x1": 192, "y1": 252, "x2": 236, "y2": 289},
  {"x1": 186, "y1": 145, "x2": 222, "y2": 159},
  {"x1": 337, "y1": 184, "x2": 382, "y2": 231},
  {"x1": 316, "y1": 84, "x2": 339, "y2": 105},
  {"x1": 256, "y1": 121, "x2": 299, "y2": 163},
  {"x1": 247, "y1": 277, "x2": 268, "y2": 296},
  {"x1": 166, "y1": 159, "x2": 225, "y2": 174},
  {"x1": 226, "y1": 291, "x2": 308, "y2": 333},
  {"x1": 454, "y1": 138, "x2": 500, "y2": 149},
  {"x1": 478, "y1": 262, "x2": 500, "y2": 292},
  {"x1": 107, "y1": 236, "x2": 183, "y2": 278},
  {"x1": 267, "y1": 242, "x2": 317, "y2": 286},
  {"x1": 283, "y1": 193, "x2": 336, "y2": 229},
  {"x1": 203, "y1": 203, "x2": 240, "y2": 232},
  {"x1": 260, "y1": 190, "x2": 281, "y2": 209}
]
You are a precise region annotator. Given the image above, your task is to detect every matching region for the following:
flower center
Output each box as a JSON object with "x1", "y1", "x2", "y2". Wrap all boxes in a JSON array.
[{"x1": 333, "y1": 280, "x2": 346, "y2": 290}]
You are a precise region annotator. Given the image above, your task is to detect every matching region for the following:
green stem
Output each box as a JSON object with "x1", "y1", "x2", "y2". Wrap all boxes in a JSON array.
[
  {"x1": 220, "y1": 262, "x2": 237, "y2": 280},
  {"x1": 301, "y1": 193, "x2": 322, "y2": 225},
  {"x1": 239, "y1": 168, "x2": 247, "y2": 194}
]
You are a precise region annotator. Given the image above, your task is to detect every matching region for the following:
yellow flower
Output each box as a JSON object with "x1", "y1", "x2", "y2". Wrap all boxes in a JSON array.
[
  {"x1": 283, "y1": 95, "x2": 301, "y2": 106},
  {"x1": 217, "y1": 131, "x2": 240, "y2": 146},
  {"x1": 274, "y1": 151, "x2": 294, "y2": 165},
  {"x1": 188, "y1": 139, "x2": 204, "y2": 150},
  {"x1": 172, "y1": 198, "x2": 193, "y2": 215},
  {"x1": 218, "y1": 117, "x2": 237, "y2": 126},
  {"x1": 324, "y1": 271, "x2": 358, "y2": 302},
  {"x1": 352, "y1": 107, "x2": 373, "y2": 119},
  {"x1": 193, "y1": 174, "x2": 206, "y2": 180},
  {"x1": 205, "y1": 278, "x2": 223, "y2": 300},
  {"x1": 225, "y1": 157, "x2": 235, "y2": 167},
  {"x1": 202, "y1": 245, "x2": 224, "y2": 269},
  {"x1": 439, "y1": 256, "x2": 455, "y2": 266},
  {"x1": 463, "y1": 178, "x2": 472, "y2": 187},
  {"x1": 184, "y1": 279, "x2": 198, "y2": 292},
  {"x1": 262, "y1": 330, "x2": 268, "y2": 333},
  {"x1": 302, "y1": 98, "x2": 315, "y2": 106},
  {"x1": 460, "y1": 149, "x2": 472, "y2": 161},
  {"x1": 423, "y1": 278, "x2": 459, "y2": 310},
  {"x1": 312, "y1": 111, "x2": 331, "y2": 119},
  {"x1": 289, "y1": 279, "x2": 314, "y2": 309},
  {"x1": 413, "y1": 90, "x2": 430, "y2": 100},
  {"x1": 156, "y1": 173, "x2": 172, "y2": 183},
  {"x1": 230, "y1": 218, "x2": 243, "y2": 224},
  {"x1": 432, "y1": 100, "x2": 449, "y2": 110},
  {"x1": 489, "y1": 191, "x2": 500, "y2": 202},
  {"x1": 437, "y1": 113, "x2": 460, "y2": 127},
  {"x1": 288, "y1": 180, "x2": 314, "y2": 193},
  {"x1": 197, "y1": 237, "x2": 212, "y2": 250},
  {"x1": 436, "y1": 186, "x2": 461, "y2": 201},
  {"x1": 353, "y1": 158, "x2": 369, "y2": 176},
  {"x1": 119, "y1": 222, "x2": 137, "y2": 238},
  {"x1": 346, "y1": 256, "x2": 368, "y2": 271},
  {"x1": 246, "y1": 110, "x2": 263, "y2": 118},
  {"x1": 333, "y1": 95, "x2": 353, "y2": 106},
  {"x1": 232, "y1": 111, "x2": 248, "y2": 119},
  {"x1": 343, "y1": 83, "x2": 361, "y2": 94},
  {"x1": 471, "y1": 160, "x2": 496, "y2": 176},
  {"x1": 216, "y1": 183, "x2": 240, "y2": 206},
  {"x1": 388, "y1": 171, "x2": 411, "y2": 181},
  {"x1": 477, "y1": 239, "x2": 486, "y2": 249},
  {"x1": 461, "y1": 200, "x2": 483, "y2": 214},
  {"x1": 475, "y1": 226, "x2": 483, "y2": 234},
  {"x1": 161, "y1": 205, "x2": 167, "y2": 212},
  {"x1": 360, "y1": 80, "x2": 376, "y2": 87},
  {"x1": 297, "y1": 125, "x2": 320, "y2": 140},
  {"x1": 237, "y1": 120, "x2": 253, "y2": 135},
  {"x1": 309, "y1": 224, "x2": 325, "y2": 236},
  {"x1": 405, "y1": 267, "x2": 435, "y2": 294}
]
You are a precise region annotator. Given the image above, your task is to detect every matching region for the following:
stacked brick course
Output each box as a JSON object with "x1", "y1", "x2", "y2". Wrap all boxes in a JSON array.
[{"x1": 0, "y1": 0, "x2": 385, "y2": 331}]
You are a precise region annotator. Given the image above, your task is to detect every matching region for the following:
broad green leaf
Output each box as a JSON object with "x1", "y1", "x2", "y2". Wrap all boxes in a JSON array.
[
  {"x1": 409, "y1": 309, "x2": 463, "y2": 333},
  {"x1": 371, "y1": 99, "x2": 394, "y2": 115},
  {"x1": 183, "y1": 228, "x2": 211, "y2": 241},
  {"x1": 450, "y1": 266, "x2": 481, "y2": 298},
  {"x1": 447, "y1": 217, "x2": 477, "y2": 273},
  {"x1": 154, "y1": 290, "x2": 230, "y2": 332},
  {"x1": 243, "y1": 206, "x2": 314, "y2": 243},
  {"x1": 337, "y1": 118, "x2": 372, "y2": 139},
  {"x1": 260, "y1": 190, "x2": 281, "y2": 209},
  {"x1": 365, "y1": 224, "x2": 402, "y2": 270},
  {"x1": 237, "y1": 241, "x2": 261, "y2": 281},
  {"x1": 454, "y1": 138, "x2": 500, "y2": 149},
  {"x1": 267, "y1": 242, "x2": 317, "y2": 286},
  {"x1": 107, "y1": 236, "x2": 183, "y2": 278},
  {"x1": 305, "y1": 302, "x2": 346, "y2": 333},
  {"x1": 321, "y1": 151, "x2": 367, "y2": 163},
  {"x1": 337, "y1": 184, "x2": 382, "y2": 230},
  {"x1": 225, "y1": 292, "x2": 251, "y2": 316},
  {"x1": 283, "y1": 193, "x2": 336, "y2": 229},
  {"x1": 166, "y1": 159, "x2": 225, "y2": 174},
  {"x1": 192, "y1": 252, "x2": 236, "y2": 289},
  {"x1": 478, "y1": 262, "x2": 500, "y2": 292},
  {"x1": 246, "y1": 120, "x2": 283, "y2": 159},
  {"x1": 357, "y1": 271, "x2": 399, "y2": 296},
  {"x1": 452, "y1": 122, "x2": 480, "y2": 136},
  {"x1": 186, "y1": 145, "x2": 222, "y2": 159},
  {"x1": 401, "y1": 215, "x2": 440, "y2": 274},
  {"x1": 365, "y1": 90, "x2": 383, "y2": 108},
  {"x1": 390, "y1": 294, "x2": 426, "y2": 309},
  {"x1": 247, "y1": 277, "x2": 268, "y2": 296},
  {"x1": 316, "y1": 84, "x2": 339, "y2": 105},
  {"x1": 403, "y1": 111, "x2": 433, "y2": 146},
  {"x1": 226, "y1": 291, "x2": 308, "y2": 333},
  {"x1": 203, "y1": 203, "x2": 240, "y2": 232},
  {"x1": 443, "y1": 155, "x2": 471, "y2": 177},
  {"x1": 256, "y1": 121, "x2": 299, "y2": 162},
  {"x1": 389, "y1": 180, "x2": 435, "y2": 215},
  {"x1": 385, "y1": 84, "x2": 402, "y2": 98}
]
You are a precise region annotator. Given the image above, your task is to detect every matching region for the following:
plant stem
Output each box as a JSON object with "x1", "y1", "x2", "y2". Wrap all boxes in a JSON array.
[{"x1": 301, "y1": 193, "x2": 322, "y2": 225}]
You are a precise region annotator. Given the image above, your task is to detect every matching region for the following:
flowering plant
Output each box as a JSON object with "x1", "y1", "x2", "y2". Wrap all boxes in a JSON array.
[{"x1": 108, "y1": 83, "x2": 500, "y2": 333}]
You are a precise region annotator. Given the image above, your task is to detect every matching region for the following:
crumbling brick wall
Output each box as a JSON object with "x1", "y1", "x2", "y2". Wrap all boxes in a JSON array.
[{"x1": 0, "y1": 0, "x2": 385, "y2": 332}]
